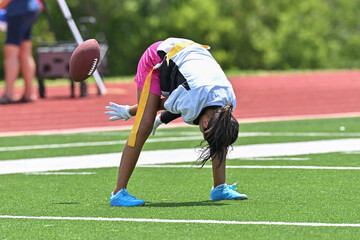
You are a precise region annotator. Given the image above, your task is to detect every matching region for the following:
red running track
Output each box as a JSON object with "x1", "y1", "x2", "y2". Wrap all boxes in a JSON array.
[{"x1": 0, "y1": 70, "x2": 360, "y2": 136}]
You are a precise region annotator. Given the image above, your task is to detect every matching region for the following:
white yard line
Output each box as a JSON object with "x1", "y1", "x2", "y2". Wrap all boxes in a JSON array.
[
  {"x1": 343, "y1": 151, "x2": 360, "y2": 154},
  {"x1": 0, "y1": 136, "x2": 203, "y2": 152},
  {"x1": 1, "y1": 138, "x2": 360, "y2": 174},
  {"x1": 240, "y1": 157, "x2": 309, "y2": 161},
  {"x1": 2, "y1": 132, "x2": 360, "y2": 152},
  {"x1": 0, "y1": 122, "x2": 187, "y2": 137},
  {"x1": 24, "y1": 172, "x2": 96, "y2": 175},
  {"x1": 138, "y1": 165, "x2": 360, "y2": 170},
  {"x1": 0, "y1": 215, "x2": 359, "y2": 227},
  {"x1": 1, "y1": 112, "x2": 360, "y2": 137},
  {"x1": 239, "y1": 132, "x2": 360, "y2": 137}
]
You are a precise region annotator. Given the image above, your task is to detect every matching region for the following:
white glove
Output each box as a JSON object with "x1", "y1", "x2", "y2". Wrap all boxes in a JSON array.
[
  {"x1": 151, "y1": 114, "x2": 163, "y2": 135},
  {"x1": 105, "y1": 102, "x2": 132, "y2": 121}
]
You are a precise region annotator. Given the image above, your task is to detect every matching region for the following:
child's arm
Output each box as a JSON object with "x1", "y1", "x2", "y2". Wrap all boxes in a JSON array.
[
  {"x1": 105, "y1": 98, "x2": 181, "y2": 134},
  {"x1": 105, "y1": 98, "x2": 172, "y2": 121},
  {"x1": 127, "y1": 97, "x2": 168, "y2": 116},
  {"x1": 159, "y1": 111, "x2": 181, "y2": 124},
  {"x1": 157, "y1": 97, "x2": 181, "y2": 123}
]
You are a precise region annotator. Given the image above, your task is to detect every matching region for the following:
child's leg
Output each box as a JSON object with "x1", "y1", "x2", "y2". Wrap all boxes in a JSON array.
[{"x1": 113, "y1": 89, "x2": 160, "y2": 194}]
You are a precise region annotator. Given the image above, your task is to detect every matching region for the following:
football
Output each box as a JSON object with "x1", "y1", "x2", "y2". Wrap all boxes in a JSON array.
[{"x1": 69, "y1": 39, "x2": 100, "y2": 82}]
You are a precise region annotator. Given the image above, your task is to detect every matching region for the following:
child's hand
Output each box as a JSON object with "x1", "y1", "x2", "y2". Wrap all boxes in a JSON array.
[
  {"x1": 105, "y1": 102, "x2": 132, "y2": 121},
  {"x1": 151, "y1": 114, "x2": 163, "y2": 135}
]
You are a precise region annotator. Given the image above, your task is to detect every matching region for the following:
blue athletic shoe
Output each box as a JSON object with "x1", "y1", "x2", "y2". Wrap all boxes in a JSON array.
[
  {"x1": 210, "y1": 182, "x2": 248, "y2": 201},
  {"x1": 110, "y1": 189, "x2": 145, "y2": 207}
]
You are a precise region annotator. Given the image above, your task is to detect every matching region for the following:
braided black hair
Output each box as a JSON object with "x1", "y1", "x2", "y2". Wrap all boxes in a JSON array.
[{"x1": 197, "y1": 103, "x2": 239, "y2": 168}]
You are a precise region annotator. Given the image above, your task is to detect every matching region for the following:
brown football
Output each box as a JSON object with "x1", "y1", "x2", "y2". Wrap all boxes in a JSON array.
[{"x1": 69, "y1": 39, "x2": 100, "y2": 82}]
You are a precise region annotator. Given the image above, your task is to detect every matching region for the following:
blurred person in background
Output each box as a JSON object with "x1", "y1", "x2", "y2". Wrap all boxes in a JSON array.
[
  {"x1": 0, "y1": 0, "x2": 41, "y2": 104},
  {"x1": 0, "y1": 9, "x2": 6, "y2": 31}
]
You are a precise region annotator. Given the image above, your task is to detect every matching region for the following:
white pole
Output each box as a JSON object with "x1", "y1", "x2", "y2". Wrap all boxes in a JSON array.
[{"x1": 56, "y1": 0, "x2": 107, "y2": 95}]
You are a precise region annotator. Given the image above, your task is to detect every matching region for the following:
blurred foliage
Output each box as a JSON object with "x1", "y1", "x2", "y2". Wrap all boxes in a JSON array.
[{"x1": 0, "y1": 0, "x2": 359, "y2": 77}]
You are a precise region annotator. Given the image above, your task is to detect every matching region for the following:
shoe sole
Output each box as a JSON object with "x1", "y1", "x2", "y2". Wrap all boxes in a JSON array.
[
  {"x1": 210, "y1": 196, "x2": 248, "y2": 201},
  {"x1": 234, "y1": 196, "x2": 248, "y2": 200}
]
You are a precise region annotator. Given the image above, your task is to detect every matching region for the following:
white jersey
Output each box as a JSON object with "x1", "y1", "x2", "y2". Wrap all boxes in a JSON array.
[{"x1": 157, "y1": 38, "x2": 236, "y2": 125}]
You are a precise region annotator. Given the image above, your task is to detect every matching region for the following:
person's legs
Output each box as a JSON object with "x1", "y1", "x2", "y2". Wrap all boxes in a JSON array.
[
  {"x1": 19, "y1": 40, "x2": 36, "y2": 100},
  {"x1": 2, "y1": 44, "x2": 20, "y2": 100},
  {"x1": 113, "y1": 89, "x2": 160, "y2": 194},
  {"x1": 19, "y1": 11, "x2": 38, "y2": 101},
  {"x1": 1, "y1": 12, "x2": 38, "y2": 103}
]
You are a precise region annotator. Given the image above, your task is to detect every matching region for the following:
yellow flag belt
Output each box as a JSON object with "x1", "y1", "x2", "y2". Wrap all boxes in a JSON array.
[{"x1": 128, "y1": 42, "x2": 209, "y2": 147}]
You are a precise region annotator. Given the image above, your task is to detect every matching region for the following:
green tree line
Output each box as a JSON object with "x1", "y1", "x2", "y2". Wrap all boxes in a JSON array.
[{"x1": 0, "y1": 0, "x2": 359, "y2": 77}]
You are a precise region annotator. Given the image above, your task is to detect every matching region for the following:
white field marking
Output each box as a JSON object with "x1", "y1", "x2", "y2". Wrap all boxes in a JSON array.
[
  {"x1": 2, "y1": 111, "x2": 360, "y2": 137},
  {"x1": 240, "y1": 157, "x2": 309, "y2": 161},
  {"x1": 342, "y1": 151, "x2": 360, "y2": 154},
  {"x1": 239, "y1": 132, "x2": 360, "y2": 137},
  {"x1": 83, "y1": 131, "x2": 200, "y2": 137},
  {"x1": 24, "y1": 172, "x2": 96, "y2": 175},
  {"x1": 0, "y1": 122, "x2": 188, "y2": 137},
  {"x1": 80, "y1": 131, "x2": 132, "y2": 136},
  {"x1": 146, "y1": 132, "x2": 200, "y2": 136},
  {"x1": 83, "y1": 131, "x2": 360, "y2": 137},
  {"x1": 1, "y1": 138, "x2": 360, "y2": 175},
  {"x1": 236, "y1": 112, "x2": 360, "y2": 124},
  {"x1": 138, "y1": 165, "x2": 360, "y2": 170},
  {"x1": 2, "y1": 132, "x2": 360, "y2": 152},
  {"x1": 0, "y1": 136, "x2": 203, "y2": 152},
  {"x1": 0, "y1": 215, "x2": 360, "y2": 227}
]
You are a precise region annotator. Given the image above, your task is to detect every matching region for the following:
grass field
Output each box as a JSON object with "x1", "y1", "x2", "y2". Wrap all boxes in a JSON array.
[{"x1": 1, "y1": 117, "x2": 360, "y2": 239}]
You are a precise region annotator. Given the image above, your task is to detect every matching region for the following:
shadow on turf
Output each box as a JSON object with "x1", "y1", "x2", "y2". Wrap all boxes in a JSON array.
[
  {"x1": 143, "y1": 200, "x2": 227, "y2": 208},
  {"x1": 53, "y1": 202, "x2": 80, "y2": 205}
]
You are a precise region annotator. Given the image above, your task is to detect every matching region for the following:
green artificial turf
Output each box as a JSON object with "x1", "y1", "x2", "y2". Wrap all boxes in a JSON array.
[
  {"x1": 1, "y1": 117, "x2": 360, "y2": 239},
  {"x1": 1, "y1": 165, "x2": 360, "y2": 239}
]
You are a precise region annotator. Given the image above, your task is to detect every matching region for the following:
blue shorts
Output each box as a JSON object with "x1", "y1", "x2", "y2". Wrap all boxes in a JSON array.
[{"x1": 5, "y1": 11, "x2": 39, "y2": 46}]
